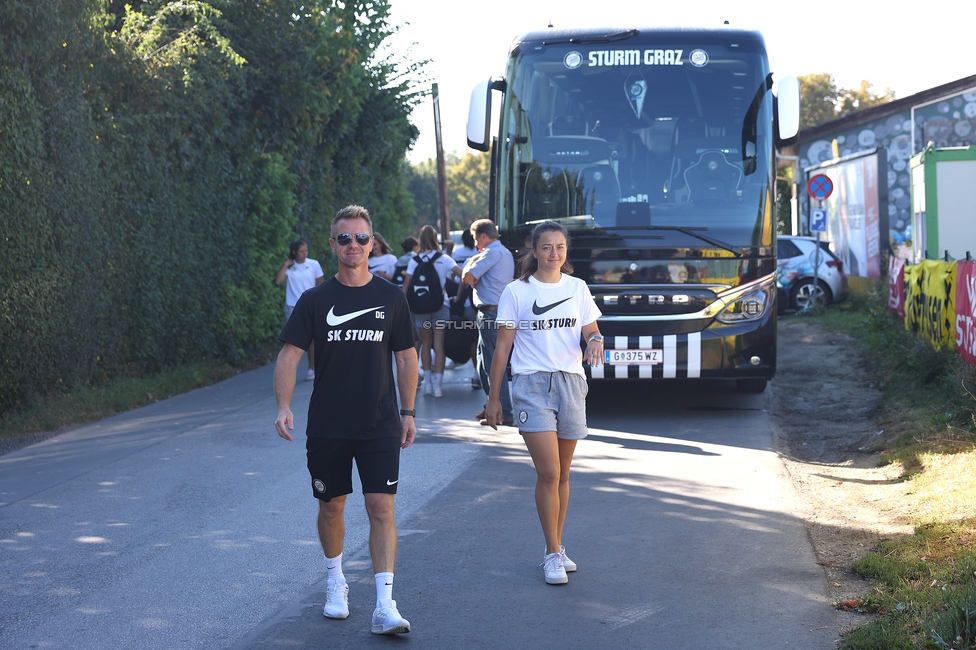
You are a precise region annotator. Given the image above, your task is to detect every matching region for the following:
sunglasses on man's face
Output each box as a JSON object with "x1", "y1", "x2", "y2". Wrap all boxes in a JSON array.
[{"x1": 333, "y1": 232, "x2": 372, "y2": 246}]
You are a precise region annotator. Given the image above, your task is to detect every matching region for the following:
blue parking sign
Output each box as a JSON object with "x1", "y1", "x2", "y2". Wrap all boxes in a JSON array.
[{"x1": 810, "y1": 208, "x2": 827, "y2": 233}]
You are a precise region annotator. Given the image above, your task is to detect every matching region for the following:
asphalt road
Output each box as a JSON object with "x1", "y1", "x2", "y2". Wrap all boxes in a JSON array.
[{"x1": 0, "y1": 361, "x2": 840, "y2": 649}]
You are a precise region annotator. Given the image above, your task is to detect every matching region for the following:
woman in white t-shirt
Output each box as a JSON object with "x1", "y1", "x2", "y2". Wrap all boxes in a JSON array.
[
  {"x1": 485, "y1": 220, "x2": 604, "y2": 586},
  {"x1": 275, "y1": 239, "x2": 324, "y2": 381},
  {"x1": 403, "y1": 225, "x2": 461, "y2": 397},
  {"x1": 368, "y1": 232, "x2": 398, "y2": 281}
]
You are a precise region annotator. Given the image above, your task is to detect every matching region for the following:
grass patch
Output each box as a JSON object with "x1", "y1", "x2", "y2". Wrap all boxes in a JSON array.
[
  {"x1": 844, "y1": 521, "x2": 976, "y2": 649},
  {"x1": 0, "y1": 343, "x2": 279, "y2": 446},
  {"x1": 794, "y1": 290, "x2": 976, "y2": 649}
]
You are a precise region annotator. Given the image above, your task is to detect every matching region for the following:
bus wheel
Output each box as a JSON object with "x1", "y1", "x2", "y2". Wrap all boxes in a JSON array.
[{"x1": 736, "y1": 378, "x2": 767, "y2": 393}]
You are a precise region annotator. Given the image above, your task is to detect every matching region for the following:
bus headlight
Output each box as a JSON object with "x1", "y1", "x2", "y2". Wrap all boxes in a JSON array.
[{"x1": 715, "y1": 285, "x2": 771, "y2": 323}]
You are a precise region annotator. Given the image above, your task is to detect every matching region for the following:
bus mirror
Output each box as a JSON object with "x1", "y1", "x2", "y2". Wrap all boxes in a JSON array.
[
  {"x1": 467, "y1": 80, "x2": 492, "y2": 152},
  {"x1": 775, "y1": 75, "x2": 800, "y2": 144}
]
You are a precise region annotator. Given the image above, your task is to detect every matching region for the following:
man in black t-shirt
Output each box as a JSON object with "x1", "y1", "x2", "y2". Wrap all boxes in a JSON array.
[{"x1": 274, "y1": 205, "x2": 418, "y2": 635}]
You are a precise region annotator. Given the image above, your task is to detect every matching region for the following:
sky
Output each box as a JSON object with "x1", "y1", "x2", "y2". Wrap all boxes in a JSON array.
[{"x1": 385, "y1": 0, "x2": 975, "y2": 163}]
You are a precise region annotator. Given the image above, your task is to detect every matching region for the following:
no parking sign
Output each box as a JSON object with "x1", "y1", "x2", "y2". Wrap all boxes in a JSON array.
[
  {"x1": 807, "y1": 174, "x2": 832, "y2": 233},
  {"x1": 807, "y1": 174, "x2": 833, "y2": 200}
]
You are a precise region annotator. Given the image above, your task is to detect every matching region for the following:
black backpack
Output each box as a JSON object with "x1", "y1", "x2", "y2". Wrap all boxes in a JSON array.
[
  {"x1": 406, "y1": 252, "x2": 444, "y2": 313},
  {"x1": 391, "y1": 252, "x2": 416, "y2": 286}
]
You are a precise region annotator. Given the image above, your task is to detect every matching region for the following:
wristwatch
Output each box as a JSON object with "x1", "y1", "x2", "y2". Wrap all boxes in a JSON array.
[
  {"x1": 399, "y1": 409, "x2": 416, "y2": 417},
  {"x1": 588, "y1": 334, "x2": 605, "y2": 344}
]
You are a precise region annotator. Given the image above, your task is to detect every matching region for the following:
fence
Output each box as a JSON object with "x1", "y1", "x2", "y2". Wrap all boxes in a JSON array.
[{"x1": 889, "y1": 256, "x2": 976, "y2": 365}]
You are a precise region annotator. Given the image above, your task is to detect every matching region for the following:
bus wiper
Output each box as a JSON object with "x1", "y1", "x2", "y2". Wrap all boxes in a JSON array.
[
  {"x1": 654, "y1": 227, "x2": 742, "y2": 256},
  {"x1": 604, "y1": 225, "x2": 742, "y2": 256},
  {"x1": 543, "y1": 29, "x2": 639, "y2": 46}
]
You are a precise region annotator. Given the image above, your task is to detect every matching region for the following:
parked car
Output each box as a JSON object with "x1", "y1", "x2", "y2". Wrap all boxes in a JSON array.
[{"x1": 776, "y1": 236, "x2": 849, "y2": 312}]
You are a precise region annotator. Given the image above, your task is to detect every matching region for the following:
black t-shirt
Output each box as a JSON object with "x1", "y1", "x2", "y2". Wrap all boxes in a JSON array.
[{"x1": 279, "y1": 275, "x2": 417, "y2": 439}]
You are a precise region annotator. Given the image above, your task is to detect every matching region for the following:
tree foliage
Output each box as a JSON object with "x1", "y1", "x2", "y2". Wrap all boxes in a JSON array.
[
  {"x1": 406, "y1": 151, "x2": 490, "y2": 233},
  {"x1": 0, "y1": 0, "x2": 424, "y2": 415},
  {"x1": 799, "y1": 73, "x2": 895, "y2": 130}
]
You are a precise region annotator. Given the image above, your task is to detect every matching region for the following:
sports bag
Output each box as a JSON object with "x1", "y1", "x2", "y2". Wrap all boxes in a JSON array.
[{"x1": 406, "y1": 252, "x2": 444, "y2": 313}]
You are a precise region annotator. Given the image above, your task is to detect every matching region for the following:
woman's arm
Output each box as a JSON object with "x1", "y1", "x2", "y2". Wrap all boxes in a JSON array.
[
  {"x1": 274, "y1": 259, "x2": 292, "y2": 286},
  {"x1": 581, "y1": 321, "x2": 603, "y2": 368}
]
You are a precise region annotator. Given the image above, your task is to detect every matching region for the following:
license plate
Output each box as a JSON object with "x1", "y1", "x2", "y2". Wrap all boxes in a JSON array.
[{"x1": 604, "y1": 349, "x2": 662, "y2": 364}]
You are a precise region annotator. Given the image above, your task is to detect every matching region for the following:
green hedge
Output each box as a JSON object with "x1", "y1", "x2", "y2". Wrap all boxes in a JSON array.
[{"x1": 0, "y1": 0, "x2": 421, "y2": 415}]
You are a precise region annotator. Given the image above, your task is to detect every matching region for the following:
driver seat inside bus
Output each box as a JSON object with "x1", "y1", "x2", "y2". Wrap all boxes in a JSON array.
[{"x1": 671, "y1": 138, "x2": 743, "y2": 203}]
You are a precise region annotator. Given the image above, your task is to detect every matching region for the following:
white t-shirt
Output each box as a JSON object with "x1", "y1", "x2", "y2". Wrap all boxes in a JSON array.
[
  {"x1": 496, "y1": 274, "x2": 602, "y2": 377},
  {"x1": 285, "y1": 258, "x2": 324, "y2": 306},
  {"x1": 406, "y1": 250, "x2": 458, "y2": 308},
  {"x1": 369, "y1": 253, "x2": 397, "y2": 279},
  {"x1": 451, "y1": 244, "x2": 478, "y2": 267}
]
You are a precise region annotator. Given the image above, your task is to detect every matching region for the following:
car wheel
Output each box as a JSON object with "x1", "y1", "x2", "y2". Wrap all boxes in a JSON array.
[
  {"x1": 790, "y1": 279, "x2": 832, "y2": 310},
  {"x1": 736, "y1": 378, "x2": 767, "y2": 393}
]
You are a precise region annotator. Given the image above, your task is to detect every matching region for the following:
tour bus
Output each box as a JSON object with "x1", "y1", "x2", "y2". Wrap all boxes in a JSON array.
[{"x1": 467, "y1": 26, "x2": 799, "y2": 392}]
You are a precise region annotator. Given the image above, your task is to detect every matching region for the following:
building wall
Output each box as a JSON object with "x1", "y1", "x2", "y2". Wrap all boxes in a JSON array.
[{"x1": 799, "y1": 86, "x2": 976, "y2": 248}]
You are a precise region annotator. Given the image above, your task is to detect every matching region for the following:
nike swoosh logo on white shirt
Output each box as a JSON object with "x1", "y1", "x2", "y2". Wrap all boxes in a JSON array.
[
  {"x1": 326, "y1": 306, "x2": 382, "y2": 326},
  {"x1": 532, "y1": 297, "x2": 572, "y2": 315}
]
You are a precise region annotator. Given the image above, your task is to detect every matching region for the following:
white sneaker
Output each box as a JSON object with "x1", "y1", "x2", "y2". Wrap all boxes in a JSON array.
[
  {"x1": 371, "y1": 600, "x2": 411, "y2": 634},
  {"x1": 542, "y1": 552, "x2": 567, "y2": 585},
  {"x1": 323, "y1": 579, "x2": 349, "y2": 619},
  {"x1": 305, "y1": 369, "x2": 315, "y2": 381},
  {"x1": 422, "y1": 376, "x2": 433, "y2": 396},
  {"x1": 544, "y1": 545, "x2": 577, "y2": 572},
  {"x1": 559, "y1": 545, "x2": 577, "y2": 572}
]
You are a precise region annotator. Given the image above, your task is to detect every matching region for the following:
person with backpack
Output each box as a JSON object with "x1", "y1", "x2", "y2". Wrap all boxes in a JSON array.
[
  {"x1": 391, "y1": 236, "x2": 419, "y2": 287},
  {"x1": 448, "y1": 228, "x2": 482, "y2": 389},
  {"x1": 402, "y1": 225, "x2": 461, "y2": 397}
]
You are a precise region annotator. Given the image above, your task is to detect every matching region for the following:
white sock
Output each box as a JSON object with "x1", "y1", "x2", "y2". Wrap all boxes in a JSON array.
[
  {"x1": 375, "y1": 572, "x2": 394, "y2": 608},
  {"x1": 325, "y1": 553, "x2": 345, "y2": 584}
]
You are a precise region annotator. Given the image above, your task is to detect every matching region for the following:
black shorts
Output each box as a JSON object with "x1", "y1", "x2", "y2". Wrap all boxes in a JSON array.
[{"x1": 306, "y1": 437, "x2": 401, "y2": 502}]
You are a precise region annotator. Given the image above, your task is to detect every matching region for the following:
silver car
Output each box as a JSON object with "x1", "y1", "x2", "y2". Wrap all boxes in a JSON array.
[{"x1": 777, "y1": 236, "x2": 850, "y2": 311}]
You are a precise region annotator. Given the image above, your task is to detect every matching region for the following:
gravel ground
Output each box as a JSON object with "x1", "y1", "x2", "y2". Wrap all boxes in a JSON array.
[{"x1": 771, "y1": 317, "x2": 913, "y2": 635}]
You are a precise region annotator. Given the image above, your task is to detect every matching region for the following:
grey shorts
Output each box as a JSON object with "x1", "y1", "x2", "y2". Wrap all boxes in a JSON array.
[
  {"x1": 413, "y1": 305, "x2": 450, "y2": 330},
  {"x1": 511, "y1": 371, "x2": 589, "y2": 440}
]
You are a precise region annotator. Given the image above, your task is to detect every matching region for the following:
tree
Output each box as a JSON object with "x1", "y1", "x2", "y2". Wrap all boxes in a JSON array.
[
  {"x1": 837, "y1": 80, "x2": 896, "y2": 116},
  {"x1": 798, "y1": 73, "x2": 895, "y2": 130},
  {"x1": 798, "y1": 73, "x2": 839, "y2": 130},
  {"x1": 447, "y1": 151, "x2": 490, "y2": 229},
  {"x1": 0, "y1": 0, "x2": 427, "y2": 415},
  {"x1": 407, "y1": 158, "x2": 439, "y2": 226}
]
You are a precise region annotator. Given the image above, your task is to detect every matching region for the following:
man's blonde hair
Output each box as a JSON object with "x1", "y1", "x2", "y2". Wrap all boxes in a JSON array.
[{"x1": 331, "y1": 205, "x2": 373, "y2": 236}]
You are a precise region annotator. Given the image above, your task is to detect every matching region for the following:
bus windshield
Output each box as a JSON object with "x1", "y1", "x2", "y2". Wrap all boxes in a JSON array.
[{"x1": 498, "y1": 35, "x2": 774, "y2": 248}]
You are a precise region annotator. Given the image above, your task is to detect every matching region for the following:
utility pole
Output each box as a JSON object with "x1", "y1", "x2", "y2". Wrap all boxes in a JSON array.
[{"x1": 432, "y1": 83, "x2": 451, "y2": 243}]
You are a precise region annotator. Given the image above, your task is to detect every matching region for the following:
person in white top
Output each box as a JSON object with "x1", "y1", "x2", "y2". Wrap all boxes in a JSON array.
[
  {"x1": 402, "y1": 225, "x2": 461, "y2": 397},
  {"x1": 368, "y1": 233, "x2": 398, "y2": 281},
  {"x1": 485, "y1": 220, "x2": 604, "y2": 586},
  {"x1": 275, "y1": 239, "x2": 325, "y2": 381},
  {"x1": 448, "y1": 228, "x2": 481, "y2": 389}
]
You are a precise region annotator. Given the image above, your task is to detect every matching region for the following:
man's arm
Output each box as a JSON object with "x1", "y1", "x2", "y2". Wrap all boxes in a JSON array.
[
  {"x1": 461, "y1": 251, "x2": 486, "y2": 286},
  {"x1": 393, "y1": 347, "x2": 418, "y2": 448},
  {"x1": 273, "y1": 343, "x2": 306, "y2": 441},
  {"x1": 484, "y1": 324, "x2": 516, "y2": 429}
]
